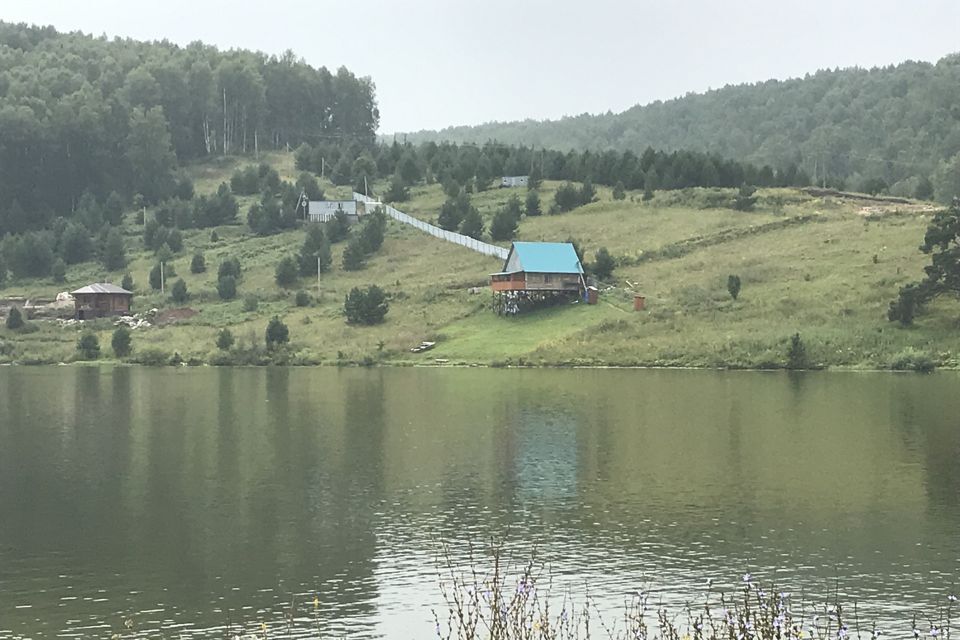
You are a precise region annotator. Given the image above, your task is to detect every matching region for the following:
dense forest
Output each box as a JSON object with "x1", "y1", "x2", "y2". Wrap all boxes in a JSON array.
[
  {"x1": 0, "y1": 21, "x2": 379, "y2": 235},
  {"x1": 403, "y1": 55, "x2": 960, "y2": 201}
]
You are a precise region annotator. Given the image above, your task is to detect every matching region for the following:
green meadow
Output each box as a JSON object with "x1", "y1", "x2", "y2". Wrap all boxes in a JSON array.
[{"x1": 1, "y1": 152, "x2": 954, "y2": 370}]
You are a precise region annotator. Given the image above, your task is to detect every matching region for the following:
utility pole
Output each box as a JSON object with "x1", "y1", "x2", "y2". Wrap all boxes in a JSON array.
[
  {"x1": 321, "y1": 157, "x2": 325, "y2": 178},
  {"x1": 317, "y1": 257, "x2": 322, "y2": 300},
  {"x1": 160, "y1": 262, "x2": 165, "y2": 295}
]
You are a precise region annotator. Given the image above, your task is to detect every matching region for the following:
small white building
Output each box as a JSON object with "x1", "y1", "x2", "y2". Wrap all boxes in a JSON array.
[
  {"x1": 307, "y1": 200, "x2": 366, "y2": 224},
  {"x1": 500, "y1": 176, "x2": 529, "y2": 188}
]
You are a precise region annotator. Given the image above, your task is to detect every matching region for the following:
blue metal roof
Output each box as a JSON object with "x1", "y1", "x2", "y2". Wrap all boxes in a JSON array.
[{"x1": 508, "y1": 242, "x2": 584, "y2": 275}]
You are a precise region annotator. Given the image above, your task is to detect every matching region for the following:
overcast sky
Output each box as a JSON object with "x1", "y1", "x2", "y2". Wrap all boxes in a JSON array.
[{"x1": 4, "y1": 0, "x2": 960, "y2": 134}]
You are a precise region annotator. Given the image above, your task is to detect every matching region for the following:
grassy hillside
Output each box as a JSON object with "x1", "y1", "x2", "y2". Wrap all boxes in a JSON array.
[{"x1": 0, "y1": 151, "x2": 955, "y2": 370}]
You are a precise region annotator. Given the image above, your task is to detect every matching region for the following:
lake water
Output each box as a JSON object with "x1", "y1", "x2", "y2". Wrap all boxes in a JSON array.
[{"x1": 0, "y1": 367, "x2": 958, "y2": 639}]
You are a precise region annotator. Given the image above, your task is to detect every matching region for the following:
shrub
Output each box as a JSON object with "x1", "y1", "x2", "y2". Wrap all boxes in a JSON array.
[
  {"x1": 459, "y1": 207, "x2": 484, "y2": 240},
  {"x1": 210, "y1": 230, "x2": 220, "y2": 243},
  {"x1": 217, "y1": 275, "x2": 237, "y2": 300},
  {"x1": 218, "y1": 256, "x2": 242, "y2": 281},
  {"x1": 525, "y1": 190, "x2": 541, "y2": 217},
  {"x1": 190, "y1": 251, "x2": 206, "y2": 274},
  {"x1": 149, "y1": 263, "x2": 163, "y2": 290},
  {"x1": 359, "y1": 207, "x2": 387, "y2": 253},
  {"x1": 612, "y1": 181, "x2": 626, "y2": 200},
  {"x1": 344, "y1": 285, "x2": 389, "y2": 325},
  {"x1": 732, "y1": 183, "x2": 758, "y2": 211},
  {"x1": 592, "y1": 247, "x2": 615, "y2": 280},
  {"x1": 76, "y1": 332, "x2": 100, "y2": 360},
  {"x1": 295, "y1": 290, "x2": 311, "y2": 307},
  {"x1": 265, "y1": 316, "x2": 289, "y2": 349},
  {"x1": 243, "y1": 294, "x2": 259, "y2": 312},
  {"x1": 121, "y1": 273, "x2": 134, "y2": 292},
  {"x1": 51, "y1": 258, "x2": 66, "y2": 283},
  {"x1": 890, "y1": 347, "x2": 935, "y2": 373},
  {"x1": 786, "y1": 333, "x2": 808, "y2": 369},
  {"x1": 275, "y1": 256, "x2": 299, "y2": 287},
  {"x1": 299, "y1": 225, "x2": 332, "y2": 275},
  {"x1": 111, "y1": 327, "x2": 132, "y2": 357},
  {"x1": 166, "y1": 228, "x2": 184, "y2": 253},
  {"x1": 5, "y1": 306, "x2": 24, "y2": 330},
  {"x1": 727, "y1": 274, "x2": 742, "y2": 300},
  {"x1": 129, "y1": 348, "x2": 169, "y2": 366},
  {"x1": 342, "y1": 239, "x2": 366, "y2": 271},
  {"x1": 170, "y1": 278, "x2": 188, "y2": 303},
  {"x1": 216, "y1": 328, "x2": 235, "y2": 351}
]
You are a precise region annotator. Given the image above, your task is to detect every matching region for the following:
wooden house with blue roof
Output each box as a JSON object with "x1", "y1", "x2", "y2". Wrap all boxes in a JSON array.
[{"x1": 490, "y1": 242, "x2": 587, "y2": 314}]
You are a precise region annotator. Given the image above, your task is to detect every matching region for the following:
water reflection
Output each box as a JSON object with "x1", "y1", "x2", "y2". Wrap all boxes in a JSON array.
[{"x1": 0, "y1": 368, "x2": 958, "y2": 639}]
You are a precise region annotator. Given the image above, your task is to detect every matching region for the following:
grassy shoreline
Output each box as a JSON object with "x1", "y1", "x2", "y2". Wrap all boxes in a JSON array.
[{"x1": 1, "y1": 153, "x2": 954, "y2": 373}]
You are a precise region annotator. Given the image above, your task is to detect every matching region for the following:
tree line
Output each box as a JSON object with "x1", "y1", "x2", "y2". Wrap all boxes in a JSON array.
[
  {"x1": 294, "y1": 139, "x2": 812, "y2": 199},
  {"x1": 404, "y1": 55, "x2": 960, "y2": 202},
  {"x1": 0, "y1": 21, "x2": 378, "y2": 235}
]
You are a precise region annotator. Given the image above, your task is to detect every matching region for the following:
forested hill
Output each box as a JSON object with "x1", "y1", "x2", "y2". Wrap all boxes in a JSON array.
[
  {"x1": 0, "y1": 22, "x2": 378, "y2": 232},
  {"x1": 404, "y1": 55, "x2": 960, "y2": 201}
]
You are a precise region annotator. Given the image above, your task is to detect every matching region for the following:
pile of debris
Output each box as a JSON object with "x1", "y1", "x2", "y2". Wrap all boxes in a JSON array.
[{"x1": 114, "y1": 315, "x2": 152, "y2": 329}]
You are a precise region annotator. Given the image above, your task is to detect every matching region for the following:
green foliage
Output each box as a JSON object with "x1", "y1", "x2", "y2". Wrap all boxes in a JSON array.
[
  {"x1": 326, "y1": 208, "x2": 351, "y2": 243},
  {"x1": 170, "y1": 278, "x2": 188, "y2": 303},
  {"x1": 76, "y1": 332, "x2": 100, "y2": 360},
  {"x1": 344, "y1": 285, "x2": 389, "y2": 325},
  {"x1": 889, "y1": 347, "x2": 935, "y2": 373},
  {"x1": 342, "y1": 239, "x2": 366, "y2": 271},
  {"x1": 190, "y1": 251, "x2": 206, "y2": 274},
  {"x1": 59, "y1": 222, "x2": 94, "y2": 264},
  {"x1": 104, "y1": 191, "x2": 125, "y2": 226},
  {"x1": 166, "y1": 228, "x2": 184, "y2": 253},
  {"x1": 111, "y1": 327, "x2": 132, "y2": 357},
  {"x1": 490, "y1": 198, "x2": 521, "y2": 241},
  {"x1": 384, "y1": 174, "x2": 410, "y2": 202},
  {"x1": 295, "y1": 290, "x2": 311, "y2": 307},
  {"x1": 732, "y1": 184, "x2": 758, "y2": 211},
  {"x1": 525, "y1": 190, "x2": 541, "y2": 217},
  {"x1": 592, "y1": 247, "x2": 615, "y2": 280},
  {"x1": 275, "y1": 256, "x2": 299, "y2": 287},
  {"x1": 727, "y1": 274, "x2": 742, "y2": 300},
  {"x1": 299, "y1": 225, "x2": 332, "y2": 275},
  {"x1": 121, "y1": 273, "x2": 134, "y2": 292},
  {"x1": 438, "y1": 191, "x2": 473, "y2": 231},
  {"x1": 459, "y1": 206, "x2": 484, "y2": 240},
  {"x1": 861, "y1": 177, "x2": 888, "y2": 195},
  {"x1": 265, "y1": 316, "x2": 289, "y2": 349},
  {"x1": 612, "y1": 181, "x2": 626, "y2": 200},
  {"x1": 889, "y1": 199, "x2": 960, "y2": 324},
  {"x1": 149, "y1": 263, "x2": 163, "y2": 291},
  {"x1": 210, "y1": 230, "x2": 220, "y2": 243},
  {"x1": 101, "y1": 228, "x2": 126, "y2": 271},
  {"x1": 216, "y1": 328, "x2": 235, "y2": 351},
  {"x1": 126, "y1": 107, "x2": 178, "y2": 204},
  {"x1": 217, "y1": 275, "x2": 237, "y2": 300},
  {"x1": 243, "y1": 294, "x2": 259, "y2": 312},
  {"x1": 218, "y1": 256, "x2": 242, "y2": 281},
  {"x1": 247, "y1": 192, "x2": 296, "y2": 236},
  {"x1": 552, "y1": 181, "x2": 596, "y2": 213},
  {"x1": 193, "y1": 184, "x2": 239, "y2": 228},
  {"x1": 358, "y1": 207, "x2": 387, "y2": 253},
  {"x1": 786, "y1": 333, "x2": 808, "y2": 369},
  {"x1": 51, "y1": 258, "x2": 66, "y2": 283},
  {"x1": 914, "y1": 176, "x2": 934, "y2": 201},
  {"x1": 296, "y1": 172, "x2": 324, "y2": 200},
  {"x1": 5, "y1": 306, "x2": 24, "y2": 330},
  {"x1": 3, "y1": 231, "x2": 54, "y2": 277}
]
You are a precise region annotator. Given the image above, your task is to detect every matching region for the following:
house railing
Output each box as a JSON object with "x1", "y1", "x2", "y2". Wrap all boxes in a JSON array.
[{"x1": 353, "y1": 193, "x2": 509, "y2": 260}]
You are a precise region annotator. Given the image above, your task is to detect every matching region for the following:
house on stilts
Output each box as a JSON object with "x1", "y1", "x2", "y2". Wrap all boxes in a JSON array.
[{"x1": 490, "y1": 242, "x2": 592, "y2": 315}]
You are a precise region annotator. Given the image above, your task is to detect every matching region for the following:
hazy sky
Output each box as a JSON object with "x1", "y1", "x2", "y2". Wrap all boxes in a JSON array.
[{"x1": 4, "y1": 1, "x2": 960, "y2": 134}]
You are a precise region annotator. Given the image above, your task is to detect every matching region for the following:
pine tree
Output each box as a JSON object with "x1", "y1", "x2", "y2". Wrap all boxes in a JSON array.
[
  {"x1": 342, "y1": 239, "x2": 366, "y2": 271},
  {"x1": 102, "y1": 228, "x2": 126, "y2": 271},
  {"x1": 459, "y1": 206, "x2": 484, "y2": 240}
]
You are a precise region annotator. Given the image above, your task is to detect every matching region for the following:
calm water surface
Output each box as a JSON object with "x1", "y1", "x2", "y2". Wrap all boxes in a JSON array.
[{"x1": 0, "y1": 367, "x2": 958, "y2": 639}]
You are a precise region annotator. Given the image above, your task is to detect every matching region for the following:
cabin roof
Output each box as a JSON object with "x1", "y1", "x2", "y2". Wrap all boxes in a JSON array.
[
  {"x1": 502, "y1": 242, "x2": 584, "y2": 275},
  {"x1": 71, "y1": 283, "x2": 133, "y2": 295}
]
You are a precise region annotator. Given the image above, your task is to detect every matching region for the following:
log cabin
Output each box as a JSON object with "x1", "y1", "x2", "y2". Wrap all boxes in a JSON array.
[{"x1": 71, "y1": 283, "x2": 133, "y2": 320}]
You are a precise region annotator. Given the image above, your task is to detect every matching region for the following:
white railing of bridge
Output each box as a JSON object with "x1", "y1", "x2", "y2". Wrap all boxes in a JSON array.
[{"x1": 354, "y1": 193, "x2": 509, "y2": 260}]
